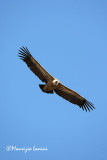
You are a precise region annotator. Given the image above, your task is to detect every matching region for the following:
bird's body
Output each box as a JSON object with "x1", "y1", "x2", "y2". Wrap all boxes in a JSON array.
[
  {"x1": 18, "y1": 46, "x2": 95, "y2": 112},
  {"x1": 40, "y1": 78, "x2": 60, "y2": 92}
]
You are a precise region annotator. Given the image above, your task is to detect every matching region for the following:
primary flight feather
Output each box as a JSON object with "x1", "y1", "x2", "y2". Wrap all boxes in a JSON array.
[{"x1": 18, "y1": 46, "x2": 95, "y2": 112}]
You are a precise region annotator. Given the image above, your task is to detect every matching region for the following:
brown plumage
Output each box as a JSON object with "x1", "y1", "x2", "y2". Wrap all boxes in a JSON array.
[{"x1": 18, "y1": 46, "x2": 95, "y2": 112}]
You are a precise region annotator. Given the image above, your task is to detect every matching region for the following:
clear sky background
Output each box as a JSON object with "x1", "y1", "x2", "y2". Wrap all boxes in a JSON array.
[{"x1": 0, "y1": 0, "x2": 107, "y2": 160}]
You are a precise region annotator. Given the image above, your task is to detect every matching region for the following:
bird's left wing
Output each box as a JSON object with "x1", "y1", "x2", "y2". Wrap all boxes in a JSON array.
[{"x1": 54, "y1": 84, "x2": 95, "y2": 112}]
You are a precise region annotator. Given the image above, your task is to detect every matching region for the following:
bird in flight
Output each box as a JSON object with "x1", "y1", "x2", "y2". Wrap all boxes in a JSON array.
[{"x1": 18, "y1": 46, "x2": 95, "y2": 112}]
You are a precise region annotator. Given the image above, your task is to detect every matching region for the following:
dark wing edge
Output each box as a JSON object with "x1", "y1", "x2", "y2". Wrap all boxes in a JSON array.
[
  {"x1": 18, "y1": 46, "x2": 54, "y2": 83},
  {"x1": 79, "y1": 100, "x2": 95, "y2": 112},
  {"x1": 55, "y1": 84, "x2": 95, "y2": 112}
]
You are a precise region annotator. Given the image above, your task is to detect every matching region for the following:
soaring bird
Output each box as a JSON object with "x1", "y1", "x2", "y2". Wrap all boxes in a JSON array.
[{"x1": 18, "y1": 46, "x2": 95, "y2": 112}]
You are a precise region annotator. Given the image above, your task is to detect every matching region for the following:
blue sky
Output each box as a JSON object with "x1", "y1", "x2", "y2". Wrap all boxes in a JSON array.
[{"x1": 0, "y1": 0, "x2": 107, "y2": 159}]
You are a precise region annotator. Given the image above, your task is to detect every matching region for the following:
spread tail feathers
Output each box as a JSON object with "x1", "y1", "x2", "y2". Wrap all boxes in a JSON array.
[{"x1": 39, "y1": 84, "x2": 54, "y2": 94}]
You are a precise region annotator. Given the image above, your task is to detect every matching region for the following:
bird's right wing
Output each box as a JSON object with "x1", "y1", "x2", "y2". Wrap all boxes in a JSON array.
[{"x1": 18, "y1": 46, "x2": 54, "y2": 83}]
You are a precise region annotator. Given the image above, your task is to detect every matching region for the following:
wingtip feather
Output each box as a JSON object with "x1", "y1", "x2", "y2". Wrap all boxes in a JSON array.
[
  {"x1": 80, "y1": 100, "x2": 95, "y2": 112},
  {"x1": 18, "y1": 46, "x2": 32, "y2": 61}
]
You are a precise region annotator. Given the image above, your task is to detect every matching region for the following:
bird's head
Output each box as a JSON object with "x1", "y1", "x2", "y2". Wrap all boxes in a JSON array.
[{"x1": 52, "y1": 78, "x2": 60, "y2": 86}]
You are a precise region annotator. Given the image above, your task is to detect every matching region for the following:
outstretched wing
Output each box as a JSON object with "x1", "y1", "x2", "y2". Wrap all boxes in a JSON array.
[
  {"x1": 18, "y1": 46, "x2": 54, "y2": 83},
  {"x1": 54, "y1": 84, "x2": 95, "y2": 112}
]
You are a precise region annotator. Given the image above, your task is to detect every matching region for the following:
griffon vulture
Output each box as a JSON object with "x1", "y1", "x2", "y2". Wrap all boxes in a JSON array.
[{"x1": 18, "y1": 46, "x2": 95, "y2": 112}]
